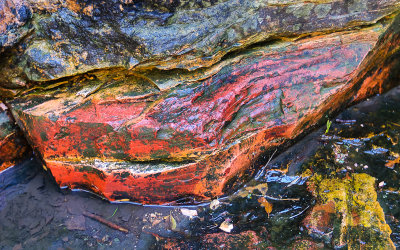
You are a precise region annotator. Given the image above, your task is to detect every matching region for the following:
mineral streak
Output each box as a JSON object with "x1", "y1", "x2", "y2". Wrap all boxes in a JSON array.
[{"x1": 1, "y1": 0, "x2": 400, "y2": 203}]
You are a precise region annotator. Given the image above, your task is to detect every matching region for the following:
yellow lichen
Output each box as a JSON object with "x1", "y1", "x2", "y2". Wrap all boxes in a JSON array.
[{"x1": 309, "y1": 173, "x2": 395, "y2": 249}]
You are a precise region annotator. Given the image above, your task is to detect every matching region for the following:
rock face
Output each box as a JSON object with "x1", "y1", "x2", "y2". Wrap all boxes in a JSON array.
[
  {"x1": 1, "y1": 0, "x2": 400, "y2": 83},
  {"x1": 0, "y1": 101, "x2": 28, "y2": 171},
  {"x1": 0, "y1": 0, "x2": 32, "y2": 53},
  {"x1": 1, "y1": 0, "x2": 400, "y2": 203}
]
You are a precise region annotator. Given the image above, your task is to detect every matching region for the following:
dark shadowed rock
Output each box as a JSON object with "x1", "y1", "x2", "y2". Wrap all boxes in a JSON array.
[{"x1": 0, "y1": 101, "x2": 28, "y2": 171}]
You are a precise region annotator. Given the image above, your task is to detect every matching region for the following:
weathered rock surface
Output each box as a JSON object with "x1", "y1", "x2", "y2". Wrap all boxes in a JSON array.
[
  {"x1": 304, "y1": 173, "x2": 395, "y2": 249},
  {"x1": 1, "y1": 0, "x2": 400, "y2": 203},
  {"x1": 0, "y1": 101, "x2": 28, "y2": 171},
  {"x1": 1, "y1": 0, "x2": 400, "y2": 84},
  {"x1": 7, "y1": 12, "x2": 400, "y2": 204},
  {"x1": 0, "y1": 0, "x2": 32, "y2": 53}
]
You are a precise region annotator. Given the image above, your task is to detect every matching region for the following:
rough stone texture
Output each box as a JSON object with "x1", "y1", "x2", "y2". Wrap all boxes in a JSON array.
[
  {"x1": 0, "y1": 0, "x2": 400, "y2": 84},
  {"x1": 8, "y1": 14, "x2": 400, "y2": 204},
  {"x1": 289, "y1": 239, "x2": 324, "y2": 250},
  {"x1": 1, "y1": 1, "x2": 400, "y2": 203},
  {"x1": 302, "y1": 201, "x2": 335, "y2": 244},
  {"x1": 304, "y1": 173, "x2": 395, "y2": 249},
  {"x1": 0, "y1": 0, "x2": 32, "y2": 53},
  {"x1": 0, "y1": 101, "x2": 28, "y2": 171}
]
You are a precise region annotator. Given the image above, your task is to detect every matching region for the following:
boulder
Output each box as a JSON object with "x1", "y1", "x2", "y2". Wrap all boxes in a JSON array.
[
  {"x1": 1, "y1": 0, "x2": 400, "y2": 83},
  {"x1": 0, "y1": 101, "x2": 28, "y2": 171},
  {"x1": 1, "y1": 1, "x2": 400, "y2": 203}
]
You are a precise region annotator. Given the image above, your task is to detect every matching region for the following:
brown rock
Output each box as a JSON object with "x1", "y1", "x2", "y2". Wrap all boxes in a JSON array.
[{"x1": 302, "y1": 201, "x2": 335, "y2": 244}]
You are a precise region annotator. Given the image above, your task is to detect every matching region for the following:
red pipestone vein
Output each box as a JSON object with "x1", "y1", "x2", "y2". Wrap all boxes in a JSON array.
[{"x1": 9, "y1": 22, "x2": 400, "y2": 203}]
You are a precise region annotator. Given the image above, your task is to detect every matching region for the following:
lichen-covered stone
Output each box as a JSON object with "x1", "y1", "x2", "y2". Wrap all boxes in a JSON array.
[{"x1": 305, "y1": 173, "x2": 395, "y2": 249}]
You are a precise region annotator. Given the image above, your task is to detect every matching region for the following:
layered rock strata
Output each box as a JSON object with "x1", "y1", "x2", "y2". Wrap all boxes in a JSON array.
[{"x1": 1, "y1": 0, "x2": 400, "y2": 203}]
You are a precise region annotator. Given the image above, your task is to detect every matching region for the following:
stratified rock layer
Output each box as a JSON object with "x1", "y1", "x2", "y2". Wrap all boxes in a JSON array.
[
  {"x1": 1, "y1": 0, "x2": 400, "y2": 84},
  {"x1": 9, "y1": 12, "x2": 400, "y2": 203},
  {"x1": 1, "y1": 0, "x2": 400, "y2": 203}
]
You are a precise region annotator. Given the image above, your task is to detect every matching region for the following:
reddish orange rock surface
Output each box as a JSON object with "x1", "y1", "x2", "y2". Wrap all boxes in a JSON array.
[{"x1": 9, "y1": 14, "x2": 400, "y2": 204}]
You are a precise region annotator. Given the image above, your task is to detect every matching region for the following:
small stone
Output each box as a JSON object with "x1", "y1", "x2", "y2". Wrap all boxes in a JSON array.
[
  {"x1": 219, "y1": 220, "x2": 233, "y2": 233},
  {"x1": 102, "y1": 235, "x2": 109, "y2": 242},
  {"x1": 210, "y1": 200, "x2": 220, "y2": 210},
  {"x1": 181, "y1": 208, "x2": 198, "y2": 218}
]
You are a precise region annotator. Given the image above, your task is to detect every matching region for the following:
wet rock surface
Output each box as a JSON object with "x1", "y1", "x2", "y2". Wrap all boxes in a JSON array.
[
  {"x1": 6, "y1": 13, "x2": 400, "y2": 203},
  {"x1": 299, "y1": 86, "x2": 400, "y2": 248},
  {"x1": 1, "y1": 0, "x2": 400, "y2": 83},
  {"x1": 1, "y1": 1, "x2": 400, "y2": 247},
  {"x1": 0, "y1": 101, "x2": 28, "y2": 171},
  {"x1": 1, "y1": 85, "x2": 400, "y2": 249},
  {"x1": 0, "y1": 0, "x2": 399, "y2": 203}
]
